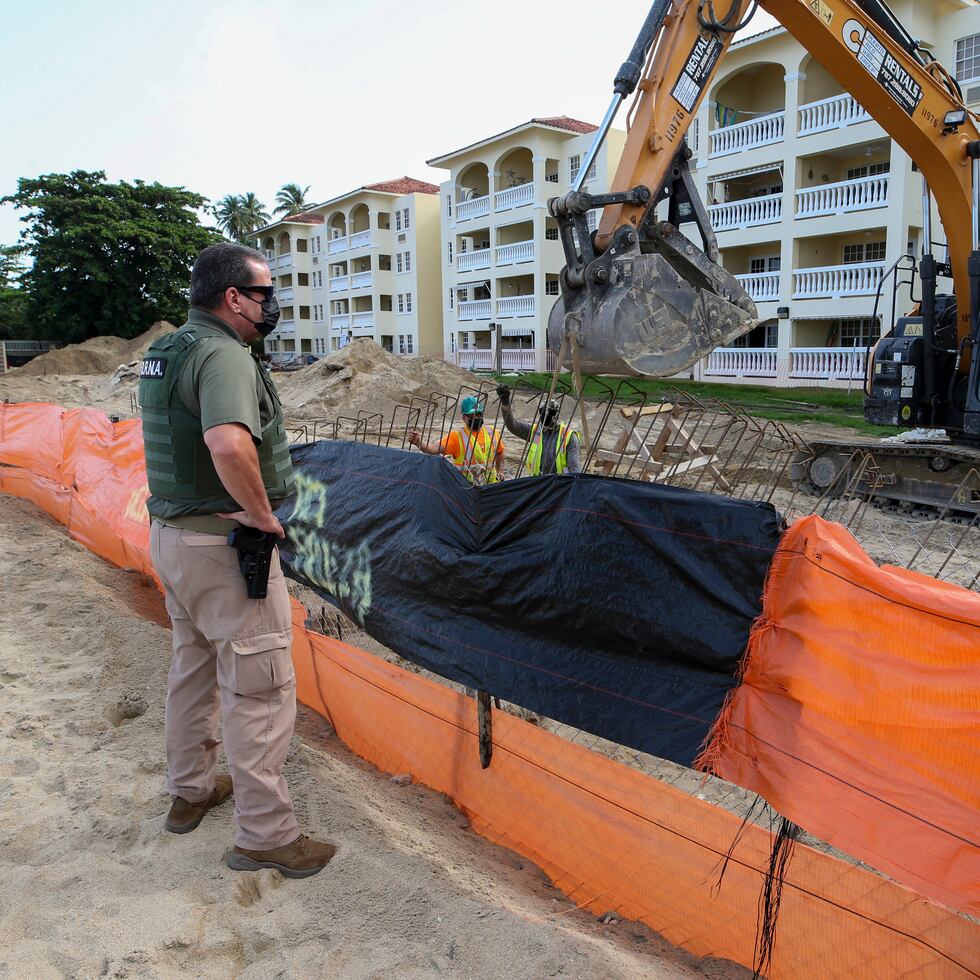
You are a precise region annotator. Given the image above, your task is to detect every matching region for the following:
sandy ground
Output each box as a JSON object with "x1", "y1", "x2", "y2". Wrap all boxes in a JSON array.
[{"x1": 0, "y1": 493, "x2": 746, "y2": 979}]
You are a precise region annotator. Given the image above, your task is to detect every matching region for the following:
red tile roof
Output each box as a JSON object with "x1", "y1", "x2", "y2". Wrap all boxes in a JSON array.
[
  {"x1": 531, "y1": 116, "x2": 598, "y2": 134},
  {"x1": 361, "y1": 176, "x2": 440, "y2": 196},
  {"x1": 283, "y1": 211, "x2": 324, "y2": 224}
]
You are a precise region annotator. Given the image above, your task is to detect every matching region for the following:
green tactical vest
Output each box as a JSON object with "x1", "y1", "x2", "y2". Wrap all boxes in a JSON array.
[
  {"x1": 138, "y1": 322, "x2": 293, "y2": 519},
  {"x1": 526, "y1": 421, "x2": 576, "y2": 476}
]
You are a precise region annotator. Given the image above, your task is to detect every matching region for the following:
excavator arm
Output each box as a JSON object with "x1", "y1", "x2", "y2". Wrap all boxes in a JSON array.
[{"x1": 549, "y1": 0, "x2": 980, "y2": 393}]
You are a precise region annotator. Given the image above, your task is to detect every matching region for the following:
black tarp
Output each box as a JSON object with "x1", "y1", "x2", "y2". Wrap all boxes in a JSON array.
[{"x1": 278, "y1": 440, "x2": 782, "y2": 767}]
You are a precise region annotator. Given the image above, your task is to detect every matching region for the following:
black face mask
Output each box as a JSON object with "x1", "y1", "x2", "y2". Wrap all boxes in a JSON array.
[
  {"x1": 540, "y1": 405, "x2": 560, "y2": 431},
  {"x1": 466, "y1": 413, "x2": 484, "y2": 431},
  {"x1": 250, "y1": 295, "x2": 281, "y2": 337}
]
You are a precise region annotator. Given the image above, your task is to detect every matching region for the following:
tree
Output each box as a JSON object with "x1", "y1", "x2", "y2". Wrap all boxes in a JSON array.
[
  {"x1": 2, "y1": 170, "x2": 220, "y2": 344},
  {"x1": 0, "y1": 244, "x2": 28, "y2": 340},
  {"x1": 214, "y1": 192, "x2": 270, "y2": 245},
  {"x1": 274, "y1": 183, "x2": 311, "y2": 216}
]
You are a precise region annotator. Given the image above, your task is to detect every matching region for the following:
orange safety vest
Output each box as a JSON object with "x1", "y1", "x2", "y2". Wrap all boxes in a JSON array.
[{"x1": 444, "y1": 425, "x2": 502, "y2": 484}]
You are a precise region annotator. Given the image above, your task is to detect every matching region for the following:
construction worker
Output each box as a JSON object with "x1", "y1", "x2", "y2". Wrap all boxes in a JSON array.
[
  {"x1": 496, "y1": 384, "x2": 582, "y2": 475},
  {"x1": 139, "y1": 242, "x2": 335, "y2": 879},
  {"x1": 407, "y1": 395, "x2": 505, "y2": 484}
]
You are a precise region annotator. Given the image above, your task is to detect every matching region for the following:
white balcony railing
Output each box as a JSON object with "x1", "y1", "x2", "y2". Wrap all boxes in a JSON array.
[
  {"x1": 352, "y1": 312, "x2": 374, "y2": 329},
  {"x1": 278, "y1": 253, "x2": 293, "y2": 269},
  {"x1": 350, "y1": 271, "x2": 373, "y2": 289},
  {"x1": 494, "y1": 183, "x2": 534, "y2": 212},
  {"x1": 798, "y1": 94, "x2": 872, "y2": 136},
  {"x1": 456, "y1": 194, "x2": 491, "y2": 222},
  {"x1": 457, "y1": 248, "x2": 491, "y2": 273},
  {"x1": 329, "y1": 275, "x2": 349, "y2": 292},
  {"x1": 790, "y1": 347, "x2": 867, "y2": 380},
  {"x1": 278, "y1": 287, "x2": 294, "y2": 303},
  {"x1": 496, "y1": 295, "x2": 535, "y2": 318},
  {"x1": 793, "y1": 261, "x2": 885, "y2": 299},
  {"x1": 709, "y1": 111, "x2": 785, "y2": 158},
  {"x1": 734, "y1": 272, "x2": 780, "y2": 302},
  {"x1": 795, "y1": 174, "x2": 889, "y2": 218},
  {"x1": 277, "y1": 319, "x2": 295, "y2": 334},
  {"x1": 495, "y1": 240, "x2": 535, "y2": 266},
  {"x1": 330, "y1": 315, "x2": 351, "y2": 332},
  {"x1": 328, "y1": 236, "x2": 347, "y2": 254},
  {"x1": 454, "y1": 349, "x2": 539, "y2": 371},
  {"x1": 348, "y1": 230, "x2": 372, "y2": 249},
  {"x1": 457, "y1": 299, "x2": 492, "y2": 320},
  {"x1": 708, "y1": 193, "x2": 782, "y2": 231},
  {"x1": 704, "y1": 348, "x2": 779, "y2": 378}
]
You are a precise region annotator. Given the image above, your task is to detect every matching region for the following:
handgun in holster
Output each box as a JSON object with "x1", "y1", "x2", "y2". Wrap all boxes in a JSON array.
[{"x1": 227, "y1": 526, "x2": 277, "y2": 599}]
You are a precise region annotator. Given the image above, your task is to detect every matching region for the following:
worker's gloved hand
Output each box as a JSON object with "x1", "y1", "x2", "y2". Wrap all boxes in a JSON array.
[{"x1": 495, "y1": 384, "x2": 511, "y2": 407}]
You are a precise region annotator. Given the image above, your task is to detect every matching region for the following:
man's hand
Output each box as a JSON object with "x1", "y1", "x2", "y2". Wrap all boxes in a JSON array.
[
  {"x1": 218, "y1": 510, "x2": 285, "y2": 538},
  {"x1": 495, "y1": 384, "x2": 511, "y2": 407},
  {"x1": 407, "y1": 429, "x2": 422, "y2": 447}
]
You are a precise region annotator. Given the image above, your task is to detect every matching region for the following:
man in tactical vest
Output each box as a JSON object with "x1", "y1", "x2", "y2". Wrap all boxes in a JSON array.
[
  {"x1": 140, "y1": 242, "x2": 334, "y2": 878},
  {"x1": 495, "y1": 385, "x2": 581, "y2": 476}
]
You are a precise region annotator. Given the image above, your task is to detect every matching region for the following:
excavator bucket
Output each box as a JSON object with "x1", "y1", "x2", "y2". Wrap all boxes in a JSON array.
[{"x1": 547, "y1": 239, "x2": 759, "y2": 378}]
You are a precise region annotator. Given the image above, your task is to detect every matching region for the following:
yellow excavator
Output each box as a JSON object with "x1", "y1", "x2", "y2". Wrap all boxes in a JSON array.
[{"x1": 548, "y1": 0, "x2": 980, "y2": 509}]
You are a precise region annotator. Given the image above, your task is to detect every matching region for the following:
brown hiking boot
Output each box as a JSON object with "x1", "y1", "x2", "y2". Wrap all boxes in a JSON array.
[
  {"x1": 226, "y1": 834, "x2": 337, "y2": 879},
  {"x1": 164, "y1": 775, "x2": 234, "y2": 834}
]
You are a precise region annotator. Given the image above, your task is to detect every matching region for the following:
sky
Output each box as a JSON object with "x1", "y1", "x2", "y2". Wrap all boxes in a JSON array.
[{"x1": 0, "y1": 0, "x2": 777, "y2": 247}]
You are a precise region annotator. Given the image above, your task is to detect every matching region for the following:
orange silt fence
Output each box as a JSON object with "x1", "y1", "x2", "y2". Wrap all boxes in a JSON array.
[{"x1": 2, "y1": 401, "x2": 978, "y2": 978}]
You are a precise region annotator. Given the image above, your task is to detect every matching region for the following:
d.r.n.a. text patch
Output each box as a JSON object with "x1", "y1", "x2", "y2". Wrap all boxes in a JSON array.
[{"x1": 139, "y1": 357, "x2": 167, "y2": 379}]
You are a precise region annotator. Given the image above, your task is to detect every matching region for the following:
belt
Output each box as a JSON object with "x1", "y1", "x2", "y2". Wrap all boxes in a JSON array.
[{"x1": 155, "y1": 514, "x2": 239, "y2": 534}]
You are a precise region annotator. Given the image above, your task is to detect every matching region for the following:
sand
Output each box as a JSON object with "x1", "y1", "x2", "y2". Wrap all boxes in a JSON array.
[{"x1": 0, "y1": 493, "x2": 746, "y2": 978}]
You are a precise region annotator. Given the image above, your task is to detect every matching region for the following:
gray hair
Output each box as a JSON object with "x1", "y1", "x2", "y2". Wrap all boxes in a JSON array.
[{"x1": 190, "y1": 242, "x2": 267, "y2": 310}]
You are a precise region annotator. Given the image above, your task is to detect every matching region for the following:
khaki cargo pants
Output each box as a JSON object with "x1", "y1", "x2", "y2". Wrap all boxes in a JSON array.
[{"x1": 150, "y1": 520, "x2": 300, "y2": 850}]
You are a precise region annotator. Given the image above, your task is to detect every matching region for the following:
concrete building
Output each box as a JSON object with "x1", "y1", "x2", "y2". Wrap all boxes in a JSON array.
[
  {"x1": 427, "y1": 116, "x2": 626, "y2": 372},
  {"x1": 685, "y1": 0, "x2": 980, "y2": 388},
  {"x1": 258, "y1": 177, "x2": 443, "y2": 359}
]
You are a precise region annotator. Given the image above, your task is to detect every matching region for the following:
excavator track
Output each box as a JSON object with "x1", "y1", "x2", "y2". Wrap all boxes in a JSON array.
[{"x1": 792, "y1": 438, "x2": 980, "y2": 522}]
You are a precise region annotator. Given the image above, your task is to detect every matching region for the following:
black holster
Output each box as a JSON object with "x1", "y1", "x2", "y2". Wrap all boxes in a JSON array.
[{"x1": 227, "y1": 526, "x2": 277, "y2": 599}]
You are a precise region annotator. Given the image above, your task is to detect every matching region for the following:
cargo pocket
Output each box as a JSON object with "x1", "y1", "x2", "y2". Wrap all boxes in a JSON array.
[{"x1": 230, "y1": 629, "x2": 294, "y2": 696}]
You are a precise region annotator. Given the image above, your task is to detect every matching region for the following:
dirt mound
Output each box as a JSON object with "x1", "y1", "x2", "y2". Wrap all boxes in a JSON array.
[
  {"x1": 276, "y1": 338, "x2": 481, "y2": 420},
  {"x1": 13, "y1": 321, "x2": 177, "y2": 376}
]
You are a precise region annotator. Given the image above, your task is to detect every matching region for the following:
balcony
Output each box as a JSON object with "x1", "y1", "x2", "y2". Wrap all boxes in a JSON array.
[
  {"x1": 278, "y1": 286, "x2": 294, "y2": 303},
  {"x1": 709, "y1": 111, "x2": 784, "y2": 158},
  {"x1": 454, "y1": 349, "x2": 539, "y2": 371},
  {"x1": 494, "y1": 183, "x2": 534, "y2": 212},
  {"x1": 790, "y1": 346, "x2": 866, "y2": 380},
  {"x1": 350, "y1": 271, "x2": 373, "y2": 290},
  {"x1": 798, "y1": 94, "x2": 871, "y2": 137},
  {"x1": 328, "y1": 237, "x2": 347, "y2": 255},
  {"x1": 795, "y1": 174, "x2": 889, "y2": 219},
  {"x1": 349, "y1": 230, "x2": 372, "y2": 250},
  {"x1": 276, "y1": 319, "x2": 295, "y2": 335},
  {"x1": 495, "y1": 240, "x2": 535, "y2": 266},
  {"x1": 497, "y1": 295, "x2": 535, "y2": 318},
  {"x1": 705, "y1": 348, "x2": 779, "y2": 378},
  {"x1": 458, "y1": 248, "x2": 491, "y2": 273},
  {"x1": 329, "y1": 275, "x2": 350, "y2": 292},
  {"x1": 734, "y1": 272, "x2": 780, "y2": 302},
  {"x1": 278, "y1": 253, "x2": 293, "y2": 270},
  {"x1": 352, "y1": 312, "x2": 374, "y2": 329},
  {"x1": 457, "y1": 299, "x2": 492, "y2": 321},
  {"x1": 456, "y1": 194, "x2": 491, "y2": 222},
  {"x1": 793, "y1": 261, "x2": 885, "y2": 299},
  {"x1": 330, "y1": 315, "x2": 351, "y2": 332},
  {"x1": 708, "y1": 193, "x2": 781, "y2": 231}
]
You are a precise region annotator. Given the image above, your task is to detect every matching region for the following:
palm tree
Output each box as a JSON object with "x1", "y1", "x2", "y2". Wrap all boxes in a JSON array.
[
  {"x1": 213, "y1": 193, "x2": 270, "y2": 245},
  {"x1": 274, "y1": 183, "x2": 311, "y2": 216}
]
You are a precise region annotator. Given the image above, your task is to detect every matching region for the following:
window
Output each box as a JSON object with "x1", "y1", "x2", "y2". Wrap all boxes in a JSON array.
[
  {"x1": 764, "y1": 322, "x2": 778, "y2": 348},
  {"x1": 749, "y1": 256, "x2": 780, "y2": 274},
  {"x1": 447, "y1": 195, "x2": 452, "y2": 217},
  {"x1": 692, "y1": 118, "x2": 700, "y2": 155},
  {"x1": 377, "y1": 212, "x2": 391, "y2": 230},
  {"x1": 546, "y1": 280, "x2": 559, "y2": 296},
  {"x1": 750, "y1": 183, "x2": 782, "y2": 198},
  {"x1": 298, "y1": 273, "x2": 309, "y2": 286},
  {"x1": 379, "y1": 254, "x2": 392, "y2": 271},
  {"x1": 956, "y1": 33, "x2": 980, "y2": 82},
  {"x1": 448, "y1": 241, "x2": 453, "y2": 265},
  {"x1": 405, "y1": 292, "x2": 413, "y2": 313},
  {"x1": 380, "y1": 294, "x2": 393, "y2": 312},
  {"x1": 843, "y1": 241, "x2": 885, "y2": 264},
  {"x1": 297, "y1": 239, "x2": 308, "y2": 253},
  {"x1": 585, "y1": 159, "x2": 597, "y2": 182},
  {"x1": 395, "y1": 211, "x2": 402, "y2": 231},
  {"x1": 312, "y1": 236, "x2": 321, "y2": 254},
  {"x1": 545, "y1": 227, "x2": 559, "y2": 241},
  {"x1": 586, "y1": 210, "x2": 598, "y2": 232},
  {"x1": 569, "y1": 154, "x2": 581, "y2": 183},
  {"x1": 838, "y1": 317, "x2": 881, "y2": 347},
  {"x1": 402, "y1": 207, "x2": 411, "y2": 229},
  {"x1": 398, "y1": 334, "x2": 414, "y2": 355},
  {"x1": 846, "y1": 162, "x2": 889, "y2": 180},
  {"x1": 545, "y1": 170, "x2": 559, "y2": 183},
  {"x1": 404, "y1": 251, "x2": 411, "y2": 272},
  {"x1": 299, "y1": 305, "x2": 311, "y2": 320},
  {"x1": 396, "y1": 253, "x2": 403, "y2": 273},
  {"x1": 449, "y1": 288, "x2": 454, "y2": 309},
  {"x1": 397, "y1": 293, "x2": 404, "y2": 313}
]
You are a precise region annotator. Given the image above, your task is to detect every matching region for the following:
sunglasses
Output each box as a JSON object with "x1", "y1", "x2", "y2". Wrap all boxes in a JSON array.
[{"x1": 234, "y1": 284, "x2": 275, "y2": 302}]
